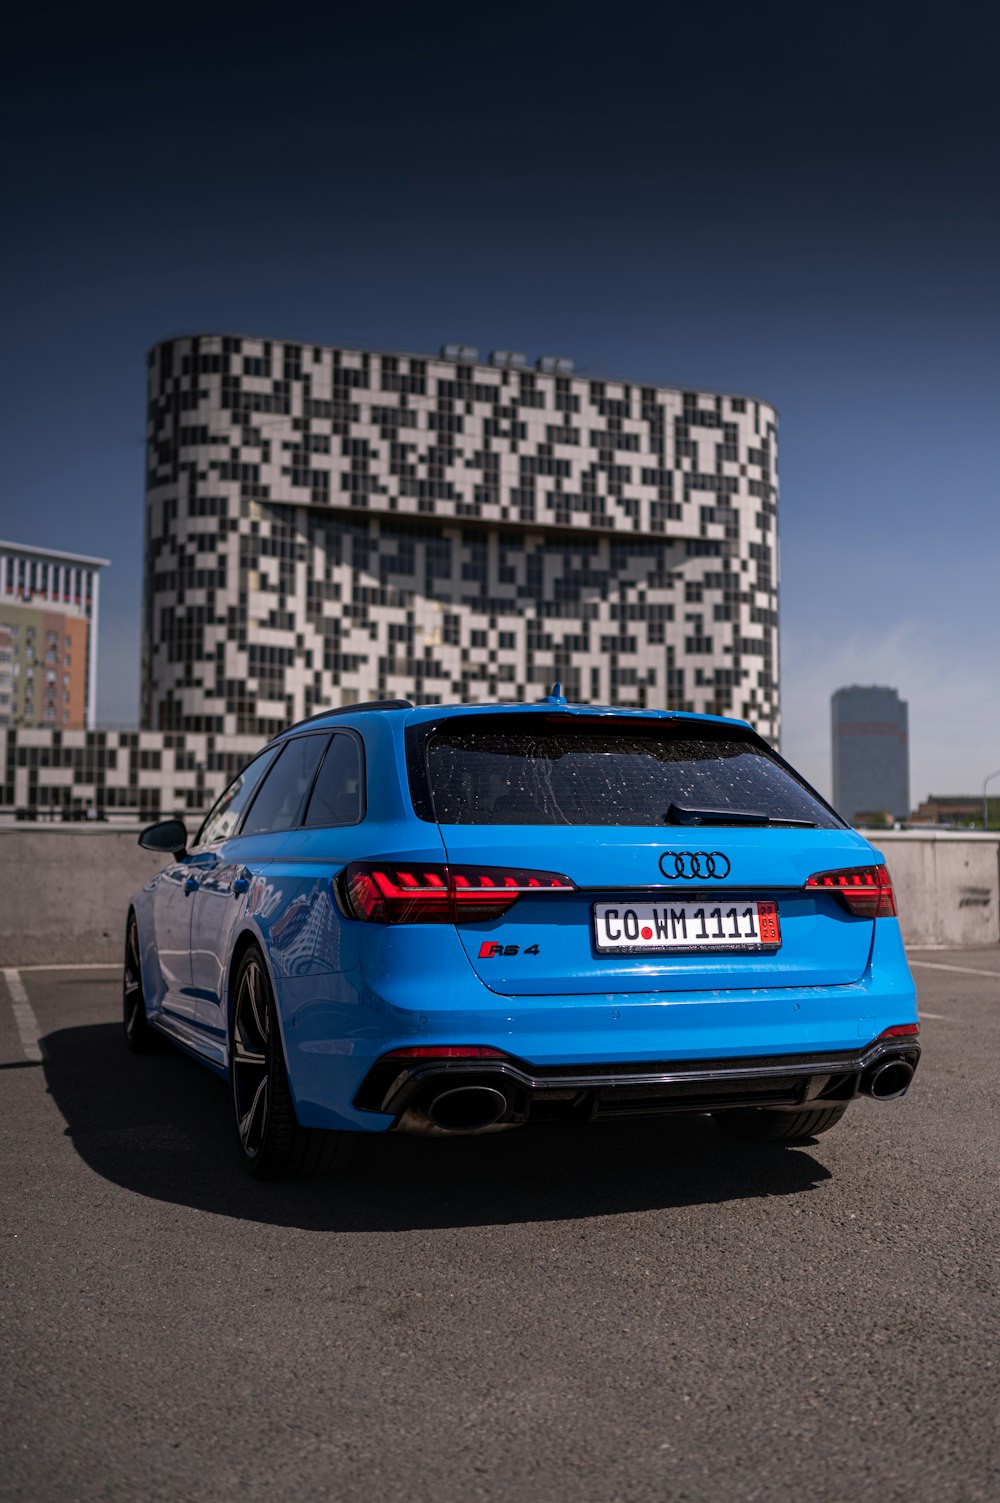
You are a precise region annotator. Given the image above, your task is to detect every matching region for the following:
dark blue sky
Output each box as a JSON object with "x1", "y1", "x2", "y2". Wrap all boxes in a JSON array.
[{"x1": 3, "y1": 0, "x2": 998, "y2": 797}]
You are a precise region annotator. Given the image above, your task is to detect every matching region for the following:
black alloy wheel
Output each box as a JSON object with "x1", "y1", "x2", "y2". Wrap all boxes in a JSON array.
[
  {"x1": 123, "y1": 912, "x2": 161, "y2": 1053},
  {"x1": 230, "y1": 946, "x2": 353, "y2": 1179}
]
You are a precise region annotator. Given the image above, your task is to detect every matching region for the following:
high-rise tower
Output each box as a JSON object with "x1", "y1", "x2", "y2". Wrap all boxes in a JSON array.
[
  {"x1": 143, "y1": 336, "x2": 780, "y2": 740},
  {"x1": 832, "y1": 685, "x2": 910, "y2": 823}
]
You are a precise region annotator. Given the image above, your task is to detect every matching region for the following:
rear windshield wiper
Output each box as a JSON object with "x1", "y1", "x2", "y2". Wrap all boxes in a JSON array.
[{"x1": 664, "y1": 802, "x2": 816, "y2": 828}]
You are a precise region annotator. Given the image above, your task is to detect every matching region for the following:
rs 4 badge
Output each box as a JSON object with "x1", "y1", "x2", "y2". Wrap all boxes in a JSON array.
[{"x1": 478, "y1": 942, "x2": 541, "y2": 958}]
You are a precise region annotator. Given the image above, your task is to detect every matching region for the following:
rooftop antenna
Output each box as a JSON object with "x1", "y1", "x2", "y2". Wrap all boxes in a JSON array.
[{"x1": 538, "y1": 682, "x2": 567, "y2": 706}]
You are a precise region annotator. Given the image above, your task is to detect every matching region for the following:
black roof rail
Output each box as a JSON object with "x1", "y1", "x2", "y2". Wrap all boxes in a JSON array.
[{"x1": 278, "y1": 699, "x2": 415, "y2": 735}]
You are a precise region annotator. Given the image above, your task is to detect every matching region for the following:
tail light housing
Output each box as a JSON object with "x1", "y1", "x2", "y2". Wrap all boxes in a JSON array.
[
  {"x1": 878, "y1": 1023, "x2": 919, "y2": 1038},
  {"x1": 339, "y1": 862, "x2": 574, "y2": 924},
  {"x1": 805, "y1": 864, "x2": 897, "y2": 917}
]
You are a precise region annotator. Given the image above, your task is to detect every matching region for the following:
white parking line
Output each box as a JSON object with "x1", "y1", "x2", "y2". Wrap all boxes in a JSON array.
[
  {"x1": 3, "y1": 969, "x2": 43, "y2": 1062},
  {"x1": 918, "y1": 1012, "x2": 950, "y2": 1021},
  {"x1": 14, "y1": 962, "x2": 120, "y2": 972},
  {"x1": 910, "y1": 960, "x2": 1000, "y2": 980}
]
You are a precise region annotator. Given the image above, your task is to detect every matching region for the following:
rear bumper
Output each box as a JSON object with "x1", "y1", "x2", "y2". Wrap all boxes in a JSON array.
[
  {"x1": 353, "y1": 1036, "x2": 921, "y2": 1133},
  {"x1": 281, "y1": 919, "x2": 918, "y2": 1131}
]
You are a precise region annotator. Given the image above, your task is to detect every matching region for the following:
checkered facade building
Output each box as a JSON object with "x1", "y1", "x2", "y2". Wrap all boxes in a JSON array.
[
  {"x1": 144, "y1": 335, "x2": 779, "y2": 740},
  {"x1": 2, "y1": 727, "x2": 251, "y2": 821},
  {"x1": 1, "y1": 335, "x2": 779, "y2": 821}
]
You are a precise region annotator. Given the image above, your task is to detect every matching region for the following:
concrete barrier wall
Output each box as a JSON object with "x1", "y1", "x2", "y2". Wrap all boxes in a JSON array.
[
  {"x1": 0, "y1": 828, "x2": 167, "y2": 966},
  {"x1": 0, "y1": 825, "x2": 997, "y2": 966},
  {"x1": 863, "y1": 831, "x2": 1000, "y2": 949}
]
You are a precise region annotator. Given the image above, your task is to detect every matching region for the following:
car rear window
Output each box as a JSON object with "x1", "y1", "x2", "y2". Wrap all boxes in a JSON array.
[{"x1": 410, "y1": 717, "x2": 841, "y2": 828}]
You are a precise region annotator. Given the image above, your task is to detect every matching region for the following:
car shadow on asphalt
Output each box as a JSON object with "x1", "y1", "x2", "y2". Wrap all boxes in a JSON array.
[{"x1": 43, "y1": 1023, "x2": 833, "y2": 1231}]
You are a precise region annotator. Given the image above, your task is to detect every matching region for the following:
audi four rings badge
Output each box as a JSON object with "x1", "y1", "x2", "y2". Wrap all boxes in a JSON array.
[{"x1": 659, "y1": 850, "x2": 732, "y2": 880}]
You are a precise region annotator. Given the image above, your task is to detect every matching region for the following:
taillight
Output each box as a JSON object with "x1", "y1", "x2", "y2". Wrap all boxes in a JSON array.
[
  {"x1": 343, "y1": 865, "x2": 450, "y2": 923},
  {"x1": 878, "y1": 1023, "x2": 919, "y2": 1038},
  {"x1": 804, "y1": 864, "x2": 897, "y2": 918},
  {"x1": 339, "y1": 863, "x2": 574, "y2": 924},
  {"x1": 384, "y1": 1045, "x2": 509, "y2": 1059}
]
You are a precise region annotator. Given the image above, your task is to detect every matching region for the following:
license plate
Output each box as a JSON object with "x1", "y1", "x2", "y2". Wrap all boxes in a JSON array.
[{"x1": 592, "y1": 899, "x2": 781, "y2": 953}]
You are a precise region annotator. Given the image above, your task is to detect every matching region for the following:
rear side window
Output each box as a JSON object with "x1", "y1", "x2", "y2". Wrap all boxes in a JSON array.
[
  {"x1": 303, "y1": 733, "x2": 364, "y2": 826},
  {"x1": 412, "y1": 718, "x2": 841, "y2": 829},
  {"x1": 240, "y1": 734, "x2": 330, "y2": 836},
  {"x1": 196, "y1": 747, "x2": 280, "y2": 846}
]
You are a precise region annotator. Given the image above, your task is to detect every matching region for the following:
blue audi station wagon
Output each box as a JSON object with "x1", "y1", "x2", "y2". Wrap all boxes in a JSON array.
[{"x1": 125, "y1": 693, "x2": 920, "y2": 1177}]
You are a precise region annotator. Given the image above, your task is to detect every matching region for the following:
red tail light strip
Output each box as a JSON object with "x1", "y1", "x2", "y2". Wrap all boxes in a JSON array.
[
  {"x1": 385, "y1": 1045, "x2": 509, "y2": 1059},
  {"x1": 340, "y1": 863, "x2": 575, "y2": 924},
  {"x1": 878, "y1": 1024, "x2": 919, "y2": 1038},
  {"x1": 804, "y1": 864, "x2": 897, "y2": 918}
]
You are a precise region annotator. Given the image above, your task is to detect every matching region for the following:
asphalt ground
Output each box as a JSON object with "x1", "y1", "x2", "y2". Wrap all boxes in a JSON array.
[{"x1": 1, "y1": 951, "x2": 998, "y2": 1503}]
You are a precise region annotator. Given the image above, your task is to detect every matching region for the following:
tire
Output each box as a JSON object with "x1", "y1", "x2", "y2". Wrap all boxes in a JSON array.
[
  {"x1": 230, "y1": 946, "x2": 353, "y2": 1179},
  {"x1": 123, "y1": 911, "x2": 162, "y2": 1053},
  {"x1": 711, "y1": 1104, "x2": 849, "y2": 1143}
]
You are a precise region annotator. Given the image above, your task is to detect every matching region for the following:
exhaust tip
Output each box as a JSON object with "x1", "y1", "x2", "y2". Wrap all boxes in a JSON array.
[
  {"x1": 426, "y1": 1085, "x2": 509, "y2": 1132},
  {"x1": 865, "y1": 1058, "x2": 915, "y2": 1101}
]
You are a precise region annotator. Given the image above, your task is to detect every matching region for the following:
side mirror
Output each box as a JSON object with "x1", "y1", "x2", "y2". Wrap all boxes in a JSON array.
[{"x1": 138, "y1": 819, "x2": 188, "y2": 858}]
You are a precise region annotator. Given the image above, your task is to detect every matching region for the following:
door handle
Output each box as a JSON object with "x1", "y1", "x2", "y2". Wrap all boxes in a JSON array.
[
  {"x1": 232, "y1": 867, "x2": 252, "y2": 896},
  {"x1": 183, "y1": 876, "x2": 199, "y2": 895}
]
